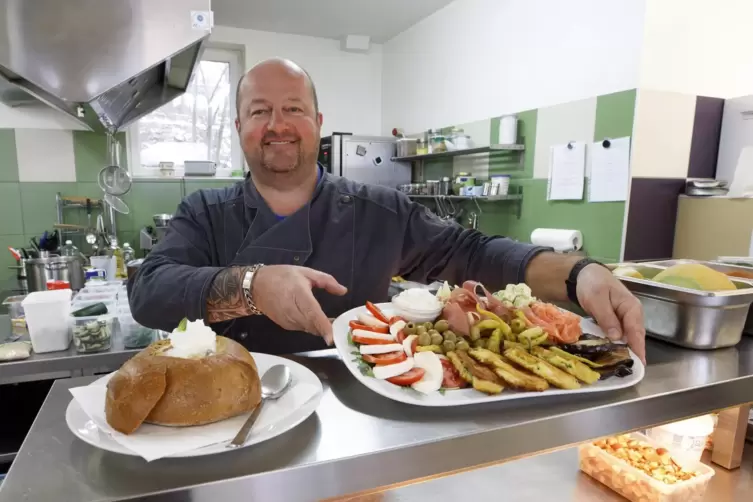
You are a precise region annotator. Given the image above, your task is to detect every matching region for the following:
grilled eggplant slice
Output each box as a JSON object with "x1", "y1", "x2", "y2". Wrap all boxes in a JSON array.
[{"x1": 559, "y1": 336, "x2": 625, "y2": 357}]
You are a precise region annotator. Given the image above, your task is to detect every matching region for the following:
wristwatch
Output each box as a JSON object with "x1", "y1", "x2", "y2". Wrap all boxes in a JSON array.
[
  {"x1": 241, "y1": 264, "x2": 265, "y2": 315},
  {"x1": 565, "y1": 258, "x2": 606, "y2": 308}
]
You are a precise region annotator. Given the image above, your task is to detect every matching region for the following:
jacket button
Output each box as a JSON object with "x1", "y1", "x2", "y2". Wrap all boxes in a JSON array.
[
  {"x1": 340, "y1": 195, "x2": 352, "y2": 204},
  {"x1": 293, "y1": 255, "x2": 300, "y2": 262},
  {"x1": 239, "y1": 332, "x2": 248, "y2": 340}
]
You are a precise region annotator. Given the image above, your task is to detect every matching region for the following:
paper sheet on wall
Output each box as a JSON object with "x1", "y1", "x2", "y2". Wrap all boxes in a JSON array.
[
  {"x1": 588, "y1": 137, "x2": 631, "y2": 202},
  {"x1": 547, "y1": 142, "x2": 585, "y2": 200}
]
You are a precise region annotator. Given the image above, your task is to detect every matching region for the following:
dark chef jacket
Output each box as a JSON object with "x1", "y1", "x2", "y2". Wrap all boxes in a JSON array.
[{"x1": 128, "y1": 170, "x2": 547, "y2": 354}]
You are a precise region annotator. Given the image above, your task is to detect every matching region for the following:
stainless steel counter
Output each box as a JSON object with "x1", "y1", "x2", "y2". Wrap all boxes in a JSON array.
[
  {"x1": 2, "y1": 339, "x2": 753, "y2": 502},
  {"x1": 0, "y1": 315, "x2": 140, "y2": 384}
]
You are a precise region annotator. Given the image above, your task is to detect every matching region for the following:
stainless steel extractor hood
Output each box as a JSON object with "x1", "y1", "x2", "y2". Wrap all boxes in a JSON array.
[{"x1": 0, "y1": 0, "x2": 212, "y2": 133}]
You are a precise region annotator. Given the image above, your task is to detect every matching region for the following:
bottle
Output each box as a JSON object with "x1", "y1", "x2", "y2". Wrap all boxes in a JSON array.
[
  {"x1": 110, "y1": 240, "x2": 127, "y2": 279},
  {"x1": 122, "y1": 242, "x2": 135, "y2": 264},
  {"x1": 61, "y1": 240, "x2": 78, "y2": 257}
]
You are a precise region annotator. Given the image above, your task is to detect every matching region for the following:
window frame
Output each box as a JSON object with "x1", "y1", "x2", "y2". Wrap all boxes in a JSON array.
[{"x1": 126, "y1": 46, "x2": 244, "y2": 178}]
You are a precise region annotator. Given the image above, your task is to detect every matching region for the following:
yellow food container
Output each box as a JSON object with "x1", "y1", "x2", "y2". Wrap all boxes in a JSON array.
[{"x1": 578, "y1": 432, "x2": 714, "y2": 502}]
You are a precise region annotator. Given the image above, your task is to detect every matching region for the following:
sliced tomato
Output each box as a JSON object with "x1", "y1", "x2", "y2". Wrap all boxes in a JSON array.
[
  {"x1": 348, "y1": 321, "x2": 389, "y2": 334},
  {"x1": 388, "y1": 315, "x2": 406, "y2": 325},
  {"x1": 395, "y1": 329, "x2": 406, "y2": 344},
  {"x1": 366, "y1": 301, "x2": 390, "y2": 324},
  {"x1": 387, "y1": 368, "x2": 425, "y2": 386},
  {"x1": 352, "y1": 334, "x2": 396, "y2": 345},
  {"x1": 362, "y1": 351, "x2": 407, "y2": 365},
  {"x1": 440, "y1": 359, "x2": 466, "y2": 389},
  {"x1": 411, "y1": 338, "x2": 419, "y2": 355}
]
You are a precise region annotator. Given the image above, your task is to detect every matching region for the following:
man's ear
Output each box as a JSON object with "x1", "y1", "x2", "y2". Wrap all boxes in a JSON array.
[
  {"x1": 317, "y1": 112, "x2": 323, "y2": 126},
  {"x1": 235, "y1": 117, "x2": 241, "y2": 132}
]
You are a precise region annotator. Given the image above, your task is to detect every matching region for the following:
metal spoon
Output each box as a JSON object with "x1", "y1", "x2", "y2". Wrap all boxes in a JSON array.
[{"x1": 227, "y1": 364, "x2": 292, "y2": 448}]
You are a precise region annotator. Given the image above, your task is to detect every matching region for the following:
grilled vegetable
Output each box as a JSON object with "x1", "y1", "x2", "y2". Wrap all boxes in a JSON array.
[
  {"x1": 455, "y1": 350, "x2": 503, "y2": 384},
  {"x1": 531, "y1": 346, "x2": 600, "y2": 384},
  {"x1": 503, "y1": 340, "x2": 526, "y2": 351},
  {"x1": 504, "y1": 347, "x2": 581, "y2": 390},
  {"x1": 487, "y1": 328, "x2": 502, "y2": 354},
  {"x1": 469, "y1": 348, "x2": 549, "y2": 392},
  {"x1": 559, "y1": 336, "x2": 624, "y2": 357},
  {"x1": 416, "y1": 344, "x2": 443, "y2": 354},
  {"x1": 510, "y1": 318, "x2": 527, "y2": 334},
  {"x1": 472, "y1": 376, "x2": 504, "y2": 395},
  {"x1": 518, "y1": 327, "x2": 547, "y2": 349},
  {"x1": 473, "y1": 338, "x2": 488, "y2": 349},
  {"x1": 470, "y1": 319, "x2": 500, "y2": 341},
  {"x1": 446, "y1": 351, "x2": 473, "y2": 384},
  {"x1": 476, "y1": 304, "x2": 513, "y2": 340}
]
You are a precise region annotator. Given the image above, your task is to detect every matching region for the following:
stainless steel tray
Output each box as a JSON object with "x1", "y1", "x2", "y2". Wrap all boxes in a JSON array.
[
  {"x1": 639, "y1": 259, "x2": 753, "y2": 336},
  {"x1": 608, "y1": 263, "x2": 753, "y2": 349}
]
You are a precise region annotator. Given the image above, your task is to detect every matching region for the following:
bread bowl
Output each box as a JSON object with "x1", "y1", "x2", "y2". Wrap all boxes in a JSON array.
[{"x1": 105, "y1": 333, "x2": 261, "y2": 434}]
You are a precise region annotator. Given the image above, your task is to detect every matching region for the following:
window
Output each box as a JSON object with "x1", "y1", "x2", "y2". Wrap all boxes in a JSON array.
[{"x1": 127, "y1": 48, "x2": 244, "y2": 177}]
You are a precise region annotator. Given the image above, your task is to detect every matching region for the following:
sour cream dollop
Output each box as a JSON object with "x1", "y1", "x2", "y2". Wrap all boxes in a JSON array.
[
  {"x1": 393, "y1": 288, "x2": 442, "y2": 312},
  {"x1": 167, "y1": 319, "x2": 217, "y2": 358}
]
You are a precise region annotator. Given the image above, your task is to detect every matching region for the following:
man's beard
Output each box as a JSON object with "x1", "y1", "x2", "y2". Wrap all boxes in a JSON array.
[{"x1": 258, "y1": 138, "x2": 320, "y2": 174}]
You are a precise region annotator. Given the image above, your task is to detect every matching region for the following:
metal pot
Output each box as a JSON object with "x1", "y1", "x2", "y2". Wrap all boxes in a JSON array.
[
  {"x1": 153, "y1": 214, "x2": 173, "y2": 227},
  {"x1": 126, "y1": 258, "x2": 144, "y2": 280},
  {"x1": 25, "y1": 255, "x2": 86, "y2": 292}
]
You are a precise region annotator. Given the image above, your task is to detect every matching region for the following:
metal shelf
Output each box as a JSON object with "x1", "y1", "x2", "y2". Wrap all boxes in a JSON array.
[
  {"x1": 392, "y1": 144, "x2": 524, "y2": 162},
  {"x1": 408, "y1": 194, "x2": 522, "y2": 202}
]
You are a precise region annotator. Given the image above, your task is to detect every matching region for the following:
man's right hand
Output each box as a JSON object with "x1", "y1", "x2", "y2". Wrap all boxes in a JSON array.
[{"x1": 253, "y1": 265, "x2": 348, "y2": 344}]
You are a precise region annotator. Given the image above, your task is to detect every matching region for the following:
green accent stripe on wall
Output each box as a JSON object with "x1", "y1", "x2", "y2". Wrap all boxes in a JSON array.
[
  {"x1": 477, "y1": 179, "x2": 625, "y2": 263},
  {"x1": 0, "y1": 129, "x2": 18, "y2": 182},
  {"x1": 593, "y1": 89, "x2": 637, "y2": 141}
]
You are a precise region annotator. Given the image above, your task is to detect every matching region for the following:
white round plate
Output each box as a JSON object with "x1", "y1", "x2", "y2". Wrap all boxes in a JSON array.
[
  {"x1": 65, "y1": 352, "x2": 323, "y2": 458},
  {"x1": 333, "y1": 303, "x2": 645, "y2": 407}
]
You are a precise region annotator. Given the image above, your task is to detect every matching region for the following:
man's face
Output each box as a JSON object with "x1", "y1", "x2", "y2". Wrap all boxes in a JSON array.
[{"x1": 235, "y1": 64, "x2": 322, "y2": 175}]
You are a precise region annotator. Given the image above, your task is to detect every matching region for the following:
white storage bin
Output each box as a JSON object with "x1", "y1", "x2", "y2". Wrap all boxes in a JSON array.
[{"x1": 22, "y1": 290, "x2": 73, "y2": 353}]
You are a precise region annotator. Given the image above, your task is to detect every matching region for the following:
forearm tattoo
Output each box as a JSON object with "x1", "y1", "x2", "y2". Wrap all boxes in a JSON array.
[{"x1": 206, "y1": 267, "x2": 254, "y2": 323}]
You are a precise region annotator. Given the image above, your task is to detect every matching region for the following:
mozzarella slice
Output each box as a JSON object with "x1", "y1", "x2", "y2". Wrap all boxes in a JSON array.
[
  {"x1": 389, "y1": 320, "x2": 406, "y2": 338},
  {"x1": 372, "y1": 358, "x2": 414, "y2": 380},
  {"x1": 351, "y1": 330, "x2": 395, "y2": 341},
  {"x1": 357, "y1": 312, "x2": 388, "y2": 328},
  {"x1": 360, "y1": 343, "x2": 403, "y2": 355},
  {"x1": 402, "y1": 334, "x2": 418, "y2": 357},
  {"x1": 411, "y1": 352, "x2": 444, "y2": 394}
]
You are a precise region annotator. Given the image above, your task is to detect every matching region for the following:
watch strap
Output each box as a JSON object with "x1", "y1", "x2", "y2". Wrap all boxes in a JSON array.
[
  {"x1": 565, "y1": 258, "x2": 606, "y2": 308},
  {"x1": 241, "y1": 264, "x2": 265, "y2": 315}
]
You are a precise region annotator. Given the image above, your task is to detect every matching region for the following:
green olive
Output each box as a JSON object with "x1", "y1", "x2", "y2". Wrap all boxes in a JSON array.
[
  {"x1": 428, "y1": 329, "x2": 439, "y2": 337},
  {"x1": 443, "y1": 331, "x2": 457, "y2": 343},
  {"x1": 510, "y1": 318, "x2": 527, "y2": 334},
  {"x1": 430, "y1": 333, "x2": 444, "y2": 345},
  {"x1": 417, "y1": 332, "x2": 432, "y2": 346},
  {"x1": 473, "y1": 338, "x2": 488, "y2": 349},
  {"x1": 442, "y1": 340, "x2": 456, "y2": 352},
  {"x1": 416, "y1": 326, "x2": 428, "y2": 336},
  {"x1": 403, "y1": 322, "x2": 417, "y2": 335},
  {"x1": 433, "y1": 320, "x2": 450, "y2": 333},
  {"x1": 456, "y1": 340, "x2": 470, "y2": 351},
  {"x1": 422, "y1": 322, "x2": 434, "y2": 331}
]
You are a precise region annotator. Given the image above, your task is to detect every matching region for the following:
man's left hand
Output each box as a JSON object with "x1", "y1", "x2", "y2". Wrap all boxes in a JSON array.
[{"x1": 576, "y1": 264, "x2": 646, "y2": 363}]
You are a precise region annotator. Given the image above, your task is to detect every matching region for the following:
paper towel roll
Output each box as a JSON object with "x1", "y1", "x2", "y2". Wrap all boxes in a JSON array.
[{"x1": 531, "y1": 228, "x2": 583, "y2": 252}]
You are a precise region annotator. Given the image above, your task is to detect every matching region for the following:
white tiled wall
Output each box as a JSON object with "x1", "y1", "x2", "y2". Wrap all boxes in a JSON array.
[
  {"x1": 15, "y1": 129, "x2": 76, "y2": 182},
  {"x1": 452, "y1": 119, "x2": 492, "y2": 177}
]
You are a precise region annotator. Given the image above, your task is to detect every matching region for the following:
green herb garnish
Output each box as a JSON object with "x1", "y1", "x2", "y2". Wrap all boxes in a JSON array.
[{"x1": 438, "y1": 388, "x2": 446, "y2": 396}]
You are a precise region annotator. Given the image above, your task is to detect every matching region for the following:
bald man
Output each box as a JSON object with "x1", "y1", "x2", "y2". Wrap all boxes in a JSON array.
[{"x1": 129, "y1": 58, "x2": 645, "y2": 360}]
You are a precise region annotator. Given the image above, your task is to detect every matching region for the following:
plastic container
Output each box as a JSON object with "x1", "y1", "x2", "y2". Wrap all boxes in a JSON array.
[
  {"x1": 21, "y1": 290, "x2": 73, "y2": 353},
  {"x1": 61, "y1": 240, "x2": 79, "y2": 257},
  {"x1": 72, "y1": 314, "x2": 113, "y2": 353},
  {"x1": 579, "y1": 432, "x2": 714, "y2": 502},
  {"x1": 2, "y1": 295, "x2": 28, "y2": 340},
  {"x1": 490, "y1": 174, "x2": 511, "y2": 196},
  {"x1": 117, "y1": 308, "x2": 157, "y2": 349},
  {"x1": 391, "y1": 293, "x2": 443, "y2": 323},
  {"x1": 90, "y1": 256, "x2": 117, "y2": 281},
  {"x1": 646, "y1": 415, "x2": 716, "y2": 464},
  {"x1": 74, "y1": 291, "x2": 118, "y2": 305}
]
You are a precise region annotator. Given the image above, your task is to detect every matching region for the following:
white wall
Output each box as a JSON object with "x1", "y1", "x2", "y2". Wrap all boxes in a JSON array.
[
  {"x1": 211, "y1": 26, "x2": 383, "y2": 136},
  {"x1": 639, "y1": 0, "x2": 753, "y2": 99},
  {"x1": 0, "y1": 103, "x2": 87, "y2": 130},
  {"x1": 381, "y1": 0, "x2": 646, "y2": 134}
]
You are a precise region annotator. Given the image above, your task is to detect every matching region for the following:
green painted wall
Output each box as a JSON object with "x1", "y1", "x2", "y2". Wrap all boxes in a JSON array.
[
  {"x1": 0, "y1": 130, "x2": 238, "y2": 283},
  {"x1": 416, "y1": 89, "x2": 636, "y2": 264}
]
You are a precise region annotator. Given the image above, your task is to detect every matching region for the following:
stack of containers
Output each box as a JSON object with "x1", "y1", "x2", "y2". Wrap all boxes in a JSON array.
[
  {"x1": 115, "y1": 283, "x2": 159, "y2": 349},
  {"x1": 70, "y1": 285, "x2": 119, "y2": 353}
]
